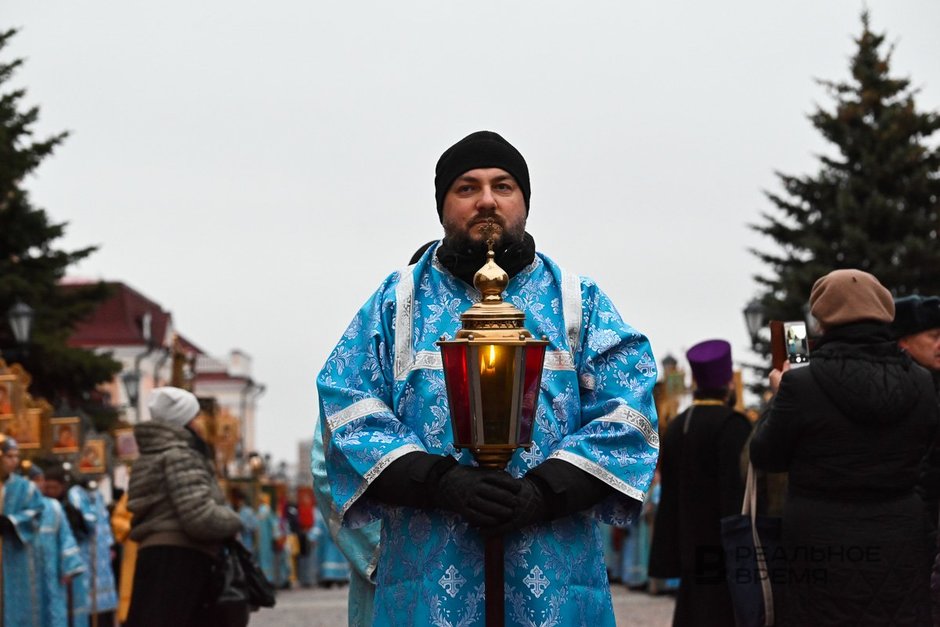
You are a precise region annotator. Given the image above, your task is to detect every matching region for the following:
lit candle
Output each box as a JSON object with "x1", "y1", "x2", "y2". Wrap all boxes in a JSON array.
[{"x1": 481, "y1": 344, "x2": 498, "y2": 373}]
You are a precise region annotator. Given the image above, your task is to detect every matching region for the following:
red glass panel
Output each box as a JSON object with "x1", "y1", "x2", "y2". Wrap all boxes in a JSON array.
[
  {"x1": 518, "y1": 345, "x2": 546, "y2": 444},
  {"x1": 440, "y1": 344, "x2": 472, "y2": 445}
]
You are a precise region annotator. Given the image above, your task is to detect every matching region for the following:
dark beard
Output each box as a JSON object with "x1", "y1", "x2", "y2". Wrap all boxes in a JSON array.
[{"x1": 437, "y1": 230, "x2": 536, "y2": 286}]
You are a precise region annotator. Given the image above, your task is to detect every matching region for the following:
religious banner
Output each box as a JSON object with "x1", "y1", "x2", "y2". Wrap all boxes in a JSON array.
[
  {"x1": 0, "y1": 373, "x2": 21, "y2": 417},
  {"x1": 12, "y1": 407, "x2": 42, "y2": 449},
  {"x1": 51, "y1": 416, "x2": 81, "y2": 453},
  {"x1": 78, "y1": 437, "x2": 107, "y2": 475},
  {"x1": 113, "y1": 427, "x2": 139, "y2": 461}
]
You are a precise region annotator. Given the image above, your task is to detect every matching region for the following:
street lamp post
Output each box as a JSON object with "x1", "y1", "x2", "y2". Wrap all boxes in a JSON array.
[
  {"x1": 121, "y1": 370, "x2": 141, "y2": 421},
  {"x1": 8, "y1": 301, "x2": 34, "y2": 345},
  {"x1": 743, "y1": 299, "x2": 766, "y2": 349},
  {"x1": 4, "y1": 301, "x2": 35, "y2": 361}
]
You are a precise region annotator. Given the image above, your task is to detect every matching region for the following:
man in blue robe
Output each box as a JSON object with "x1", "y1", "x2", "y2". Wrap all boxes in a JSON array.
[
  {"x1": 255, "y1": 495, "x2": 280, "y2": 583},
  {"x1": 312, "y1": 418, "x2": 379, "y2": 626},
  {"x1": 67, "y1": 482, "x2": 118, "y2": 625},
  {"x1": 231, "y1": 488, "x2": 258, "y2": 551},
  {"x1": 316, "y1": 131, "x2": 659, "y2": 625},
  {"x1": 313, "y1": 508, "x2": 351, "y2": 586},
  {"x1": 28, "y1": 465, "x2": 86, "y2": 627},
  {"x1": 0, "y1": 436, "x2": 45, "y2": 627}
]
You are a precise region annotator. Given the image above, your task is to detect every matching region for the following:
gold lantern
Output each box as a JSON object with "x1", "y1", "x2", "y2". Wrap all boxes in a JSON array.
[{"x1": 436, "y1": 238, "x2": 548, "y2": 470}]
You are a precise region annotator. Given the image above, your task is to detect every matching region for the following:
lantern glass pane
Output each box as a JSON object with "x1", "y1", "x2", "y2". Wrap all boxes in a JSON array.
[
  {"x1": 440, "y1": 344, "x2": 472, "y2": 445},
  {"x1": 477, "y1": 344, "x2": 518, "y2": 444},
  {"x1": 519, "y1": 345, "x2": 546, "y2": 443}
]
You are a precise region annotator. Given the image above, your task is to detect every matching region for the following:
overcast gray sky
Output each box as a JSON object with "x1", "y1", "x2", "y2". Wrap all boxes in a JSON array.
[{"x1": 6, "y1": 1, "x2": 940, "y2": 466}]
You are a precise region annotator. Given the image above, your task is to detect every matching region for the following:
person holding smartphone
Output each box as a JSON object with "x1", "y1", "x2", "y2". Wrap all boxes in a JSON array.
[{"x1": 750, "y1": 269, "x2": 940, "y2": 626}]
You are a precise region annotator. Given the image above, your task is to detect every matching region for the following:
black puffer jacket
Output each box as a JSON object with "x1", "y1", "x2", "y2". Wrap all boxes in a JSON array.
[
  {"x1": 751, "y1": 323, "x2": 937, "y2": 498},
  {"x1": 751, "y1": 323, "x2": 940, "y2": 626}
]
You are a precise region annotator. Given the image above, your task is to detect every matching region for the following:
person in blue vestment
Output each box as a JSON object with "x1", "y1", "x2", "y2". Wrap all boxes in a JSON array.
[
  {"x1": 1, "y1": 436, "x2": 45, "y2": 627},
  {"x1": 68, "y1": 480, "x2": 118, "y2": 625},
  {"x1": 255, "y1": 494, "x2": 280, "y2": 583},
  {"x1": 314, "y1": 509, "x2": 350, "y2": 586},
  {"x1": 28, "y1": 465, "x2": 86, "y2": 627},
  {"x1": 619, "y1": 485, "x2": 654, "y2": 589},
  {"x1": 231, "y1": 488, "x2": 257, "y2": 552},
  {"x1": 296, "y1": 523, "x2": 321, "y2": 587},
  {"x1": 276, "y1": 514, "x2": 294, "y2": 589},
  {"x1": 316, "y1": 131, "x2": 659, "y2": 626},
  {"x1": 312, "y1": 417, "x2": 379, "y2": 626}
]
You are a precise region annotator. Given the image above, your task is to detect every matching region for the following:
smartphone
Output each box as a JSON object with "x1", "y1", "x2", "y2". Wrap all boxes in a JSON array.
[
  {"x1": 782, "y1": 321, "x2": 810, "y2": 368},
  {"x1": 769, "y1": 320, "x2": 811, "y2": 370}
]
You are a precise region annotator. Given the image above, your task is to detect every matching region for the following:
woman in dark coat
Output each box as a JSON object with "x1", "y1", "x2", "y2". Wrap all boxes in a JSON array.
[
  {"x1": 751, "y1": 269, "x2": 940, "y2": 626},
  {"x1": 126, "y1": 387, "x2": 244, "y2": 627}
]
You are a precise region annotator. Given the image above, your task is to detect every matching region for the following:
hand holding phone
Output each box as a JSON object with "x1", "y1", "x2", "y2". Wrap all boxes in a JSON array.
[{"x1": 769, "y1": 362, "x2": 791, "y2": 394}]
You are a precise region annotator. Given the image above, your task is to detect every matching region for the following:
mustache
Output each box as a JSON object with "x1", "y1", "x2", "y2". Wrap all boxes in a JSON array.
[{"x1": 470, "y1": 216, "x2": 505, "y2": 228}]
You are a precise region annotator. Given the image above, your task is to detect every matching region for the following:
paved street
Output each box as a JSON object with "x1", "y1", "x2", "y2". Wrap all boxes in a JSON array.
[{"x1": 251, "y1": 584, "x2": 675, "y2": 626}]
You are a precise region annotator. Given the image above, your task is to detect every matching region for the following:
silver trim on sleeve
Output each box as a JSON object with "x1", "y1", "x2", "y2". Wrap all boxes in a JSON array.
[
  {"x1": 338, "y1": 443, "x2": 425, "y2": 520},
  {"x1": 326, "y1": 398, "x2": 394, "y2": 434},
  {"x1": 597, "y1": 405, "x2": 659, "y2": 448},
  {"x1": 549, "y1": 450, "x2": 646, "y2": 502}
]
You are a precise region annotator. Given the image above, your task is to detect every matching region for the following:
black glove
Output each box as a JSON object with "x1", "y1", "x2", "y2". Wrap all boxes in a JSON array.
[
  {"x1": 482, "y1": 459, "x2": 620, "y2": 535},
  {"x1": 527, "y1": 458, "x2": 616, "y2": 518},
  {"x1": 0, "y1": 515, "x2": 15, "y2": 536},
  {"x1": 432, "y1": 463, "x2": 521, "y2": 528},
  {"x1": 366, "y1": 451, "x2": 520, "y2": 527},
  {"x1": 482, "y1": 475, "x2": 551, "y2": 536}
]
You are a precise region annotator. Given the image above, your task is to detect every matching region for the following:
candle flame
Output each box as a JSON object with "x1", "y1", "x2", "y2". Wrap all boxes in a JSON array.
[{"x1": 482, "y1": 344, "x2": 498, "y2": 372}]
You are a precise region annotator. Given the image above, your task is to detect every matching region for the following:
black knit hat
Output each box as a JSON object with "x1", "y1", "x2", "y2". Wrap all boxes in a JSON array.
[
  {"x1": 892, "y1": 295, "x2": 940, "y2": 339},
  {"x1": 434, "y1": 131, "x2": 530, "y2": 222}
]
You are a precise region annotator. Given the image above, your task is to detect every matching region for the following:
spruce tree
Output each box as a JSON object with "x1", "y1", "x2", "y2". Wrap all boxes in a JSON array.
[
  {"x1": 0, "y1": 29, "x2": 120, "y2": 414},
  {"x1": 751, "y1": 12, "x2": 940, "y2": 334}
]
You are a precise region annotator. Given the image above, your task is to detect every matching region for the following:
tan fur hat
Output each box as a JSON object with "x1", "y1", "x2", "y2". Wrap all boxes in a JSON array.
[{"x1": 809, "y1": 269, "x2": 894, "y2": 327}]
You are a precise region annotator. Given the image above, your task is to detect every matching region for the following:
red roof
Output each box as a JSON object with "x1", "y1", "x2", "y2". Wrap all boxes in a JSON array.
[
  {"x1": 176, "y1": 333, "x2": 205, "y2": 356},
  {"x1": 194, "y1": 371, "x2": 250, "y2": 383},
  {"x1": 68, "y1": 282, "x2": 174, "y2": 348}
]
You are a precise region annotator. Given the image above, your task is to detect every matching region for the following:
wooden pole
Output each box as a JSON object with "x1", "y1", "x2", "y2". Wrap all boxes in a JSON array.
[
  {"x1": 67, "y1": 579, "x2": 73, "y2": 627},
  {"x1": 1, "y1": 534, "x2": 5, "y2": 627},
  {"x1": 90, "y1": 502, "x2": 98, "y2": 627},
  {"x1": 484, "y1": 534, "x2": 504, "y2": 627}
]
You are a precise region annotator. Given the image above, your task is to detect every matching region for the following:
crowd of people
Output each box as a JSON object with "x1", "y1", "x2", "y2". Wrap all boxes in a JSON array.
[
  {"x1": 312, "y1": 131, "x2": 940, "y2": 627},
  {"x1": 596, "y1": 278, "x2": 940, "y2": 627},
  {"x1": 0, "y1": 386, "x2": 352, "y2": 627},
  {"x1": 4, "y1": 128, "x2": 940, "y2": 627},
  {"x1": 1, "y1": 436, "x2": 120, "y2": 627}
]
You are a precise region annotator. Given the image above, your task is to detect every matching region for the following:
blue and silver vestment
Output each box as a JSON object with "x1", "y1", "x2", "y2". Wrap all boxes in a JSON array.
[{"x1": 317, "y1": 247, "x2": 659, "y2": 626}]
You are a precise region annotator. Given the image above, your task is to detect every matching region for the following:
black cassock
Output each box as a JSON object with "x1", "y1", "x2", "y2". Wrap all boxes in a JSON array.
[{"x1": 649, "y1": 403, "x2": 752, "y2": 627}]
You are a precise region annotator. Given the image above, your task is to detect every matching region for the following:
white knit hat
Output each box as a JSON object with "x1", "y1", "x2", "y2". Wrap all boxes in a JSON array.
[{"x1": 148, "y1": 387, "x2": 200, "y2": 428}]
